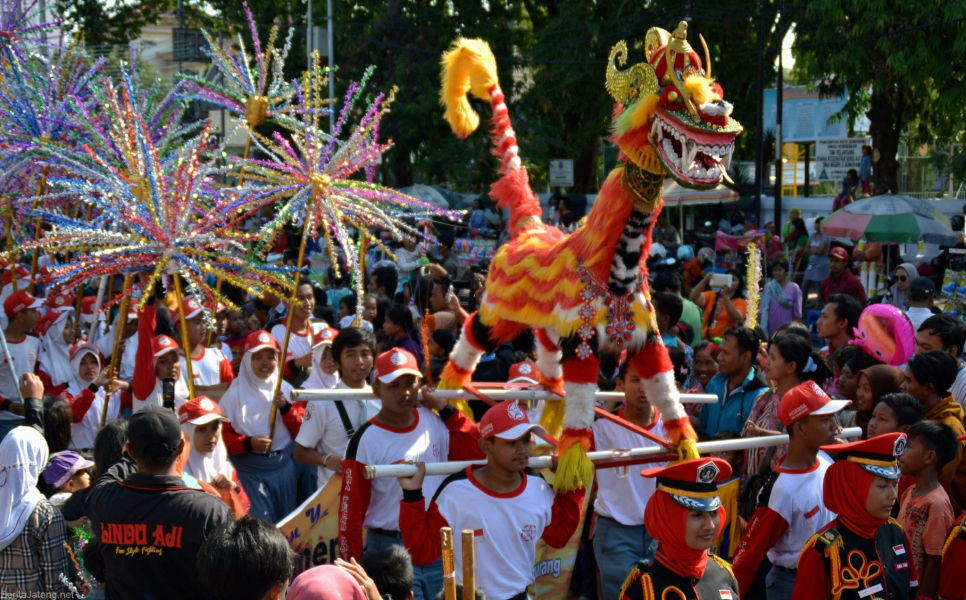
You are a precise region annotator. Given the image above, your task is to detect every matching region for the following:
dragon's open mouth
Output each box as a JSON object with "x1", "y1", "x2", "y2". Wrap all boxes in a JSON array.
[{"x1": 651, "y1": 113, "x2": 739, "y2": 188}]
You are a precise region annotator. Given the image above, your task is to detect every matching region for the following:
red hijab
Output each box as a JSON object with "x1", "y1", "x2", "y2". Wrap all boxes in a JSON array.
[
  {"x1": 823, "y1": 460, "x2": 883, "y2": 539},
  {"x1": 643, "y1": 490, "x2": 727, "y2": 580}
]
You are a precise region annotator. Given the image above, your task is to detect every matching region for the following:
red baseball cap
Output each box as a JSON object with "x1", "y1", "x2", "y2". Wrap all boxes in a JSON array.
[
  {"x1": 152, "y1": 335, "x2": 180, "y2": 358},
  {"x1": 46, "y1": 291, "x2": 75, "y2": 311},
  {"x1": 244, "y1": 330, "x2": 280, "y2": 355},
  {"x1": 36, "y1": 308, "x2": 71, "y2": 337},
  {"x1": 311, "y1": 327, "x2": 339, "y2": 350},
  {"x1": 178, "y1": 396, "x2": 229, "y2": 425},
  {"x1": 2, "y1": 265, "x2": 30, "y2": 286},
  {"x1": 778, "y1": 381, "x2": 850, "y2": 427},
  {"x1": 69, "y1": 341, "x2": 100, "y2": 361},
  {"x1": 173, "y1": 297, "x2": 204, "y2": 323},
  {"x1": 829, "y1": 247, "x2": 849, "y2": 260},
  {"x1": 508, "y1": 361, "x2": 539, "y2": 385},
  {"x1": 81, "y1": 296, "x2": 97, "y2": 317},
  {"x1": 4, "y1": 290, "x2": 43, "y2": 318},
  {"x1": 372, "y1": 349, "x2": 422, "y2": 383},
  {"x1": 479, "y1": 400, "x2": 546, "y2": 440}
]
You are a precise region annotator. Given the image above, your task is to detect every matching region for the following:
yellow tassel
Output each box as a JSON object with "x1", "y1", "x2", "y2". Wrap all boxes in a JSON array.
[
  {"x1": 553, "y1": 442, "x2": 594, "y2": 492},
  {"x1": 675, "y1": 438, "x2": 700, "y2": 463},
  {"x1": 683, "y1": 75, "x2": 720, "y2": 105},
  {"x1": 439, "y1": 38, "x2": 499, "y2": 138},
  {"x1": 539, "y1": 399, "x2": 566, "y2": 439}
]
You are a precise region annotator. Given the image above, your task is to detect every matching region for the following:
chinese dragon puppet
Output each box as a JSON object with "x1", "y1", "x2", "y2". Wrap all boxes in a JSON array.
[{"x1": 437, "y1": 22, "x2": 743, "y2": 491}]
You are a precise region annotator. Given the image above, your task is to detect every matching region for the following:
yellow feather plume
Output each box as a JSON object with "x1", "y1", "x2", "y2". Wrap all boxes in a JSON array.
[
  {"x1": 683, "y1": 75, "x2": 720, "y2": 106},
  {"x1": 440, "y1": 38, "x2": 500, "y2": 138}
]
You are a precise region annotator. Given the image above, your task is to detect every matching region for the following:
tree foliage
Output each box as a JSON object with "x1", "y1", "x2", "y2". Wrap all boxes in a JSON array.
[
  {"x1": 790, "y1": 0, "x2": 966, "y2": 193},
  {"x1": 57, "y1": 0, "x2": 179, "y2": 47}
]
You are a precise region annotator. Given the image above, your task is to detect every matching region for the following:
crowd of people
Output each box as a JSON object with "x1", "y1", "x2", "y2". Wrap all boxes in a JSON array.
[{"x1": 1, "y1": 209, "x2": 965, "y2": 600}]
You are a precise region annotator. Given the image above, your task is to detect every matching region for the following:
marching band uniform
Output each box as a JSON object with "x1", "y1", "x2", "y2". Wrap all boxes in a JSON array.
[
  {"x1": 619, "y1": 458, "x2": 740, "y2": 600},
  {"x1": 939, "y1": 432, "x2": 966, "y2": 600},
  {"x1": 792, "y1": 433, "x2": 918, "y2": 600}
]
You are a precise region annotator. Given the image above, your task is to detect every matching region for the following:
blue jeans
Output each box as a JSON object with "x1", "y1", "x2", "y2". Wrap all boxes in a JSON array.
[
  {"x1": 365, "y1": 530, "x2": 443, "y2": 600},
  {"x1": 592, "y1": 516, "x2": 657, "y2": 600},
  {"x1": 765, "y1": 566, "x2": 796, "y2": 600}
]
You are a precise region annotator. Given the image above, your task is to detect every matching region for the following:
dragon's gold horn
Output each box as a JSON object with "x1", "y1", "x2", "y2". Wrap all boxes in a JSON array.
[
  {"x1": 605, "y1": 41, "x2": 631, "y2": 104},
  {"x1": 645, "y1": 27, "x2": 671, "y2": 64},
  {"x1": 699, "y1": 34, "x2": 711, "y2": 79}
]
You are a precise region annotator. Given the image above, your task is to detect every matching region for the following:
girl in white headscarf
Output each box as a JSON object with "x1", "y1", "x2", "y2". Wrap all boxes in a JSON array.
[
  {"x1": 301, "y1": 327, "x2": 340, "y2": 390},
  {"x1": 63, "y1": 342, "x2": 121, "y2": 451},
  {"x1": 36, "y1": 308, "x2": 76, "y2": 396},
  {"x1": 220, "y1": 330, "x2": 302, "y2": 522},
  {"x1": 0, "y1": 427, "x2": 73, "y2": 594}
]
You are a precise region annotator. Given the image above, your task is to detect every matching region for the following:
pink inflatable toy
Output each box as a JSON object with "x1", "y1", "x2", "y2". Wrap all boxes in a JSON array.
[{"x1": 852, "y1": 304, "x2": 915, "y2": 367}]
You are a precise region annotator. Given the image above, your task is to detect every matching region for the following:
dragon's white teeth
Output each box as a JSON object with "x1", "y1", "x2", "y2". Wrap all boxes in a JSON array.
[{"x1": 722, "y1": 147, "x2": 733, "y2": 170}]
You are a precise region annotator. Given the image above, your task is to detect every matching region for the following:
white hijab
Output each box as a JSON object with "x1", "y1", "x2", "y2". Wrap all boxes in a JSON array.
[
  {"x1": 67, "y1": 347, "x2": 120, "y2": 449},
  {"x1": 179, "y1": 421, "x2": 235, "y2": 484},
  {"x1": 94, "y1": 315, "x2": 138, "y2": 380},
  {"x1": 302, "y1": 344, "x2": 340, "y2": 390},
  {"x1": 132, "y1": 351, "x2": 189, "y2": 414},
  {"x1": 38, "y1": 310, "x2": 73, "y2": 387},
  {"x1": 220, "y1": 351, "x2": 293, "y2": 452},
  {"x1": 0, "y1": 427, "x2": 49, "y2": 552}
]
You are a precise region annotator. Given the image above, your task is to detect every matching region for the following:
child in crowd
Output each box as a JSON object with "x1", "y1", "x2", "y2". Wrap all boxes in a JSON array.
[
  {"x1": 940, "y1": 432, "x2": 966, "y2": 600},
  {"x1": 399, "y1": 401, "x2": 582, "y2": 600},
  {"x1": 866, "y1": 393, "x2": 925, "y2": 438},
  {"x1": 220, "y1": 331, "x2": 304, "y2": 522},
  {"x1": 902, "y1": 350, "x2": 966, "y2": 512},
  {"x1": 833, "y1": 349, "x2": 881, "y2": 426},
  {"x1": 175, "y1": 296, "x2": 234, "y2": 399},
  {"x1": 301, "y1": 327, "x2": 340, "y2": 390},
  {"x1": 197, "y1": 516, "x2": 293, "y2": 600},
  {"x1": 709, "y1": 430, "x2": 743, "y2": 562},
  {"x1": 39, "y1": 450, "x2": 94, "y2": 507},
  {"x1": 427, "y1": 329, "x2": 455, "y2": 384},
  {"x1": 62, "y1": 341, "x2": 125, "y2": 451},
  {"x1": 359, "y1": 545, "x2": 414, "y2": 600},
  {"x1": 854, "y1": 364, "x2": 903, "y2": 437},
  {"x1": 339, "y1": 295, "x2": 374, "y2": 332},
  {"x1": 221, "y1": 308, "x2": 251, "y2": 373},
  {"x1": 732, "y1": 381, "x2": 848, "y2": 600},
  {"x1": 178, "y1": 396, "x2": 248, "y2": 518},
  {"x1": 897, "y1": 420, "x2": 957, "y2": 599},
  {"x1": 35, "y1": 307, "x2": 75, "y2": 395},
  {"x1": 793, "y1": 433, "x2": 917, "y2": 600},
  {"x1": 339, "y1": 348, "x2": 483, "y2": 600},
  {"x1": 295, "y1": 327, "x2": 379, "y2": 487},
  {"x1": 590, "y1": 360, "x2": 668, "y2": 600},
  {"x1": 0, "y1": 290, "x2": 43, "y2": 438}
]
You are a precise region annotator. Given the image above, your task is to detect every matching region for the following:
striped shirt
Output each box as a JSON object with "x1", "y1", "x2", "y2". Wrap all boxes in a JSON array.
[
  {"x1": 950, "y1": 361, "x2": 966, "y2": 412},
  {"x1": 0, "y1": 500, "x2": 72, "y2": 595}
]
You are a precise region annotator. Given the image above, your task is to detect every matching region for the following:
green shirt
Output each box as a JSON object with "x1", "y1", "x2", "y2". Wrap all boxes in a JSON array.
[{"x1": 680, "y1": 298, "x2": 704, "y2": 348}]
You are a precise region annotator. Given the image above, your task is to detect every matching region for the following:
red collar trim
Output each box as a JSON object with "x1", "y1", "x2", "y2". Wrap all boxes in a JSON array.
[
  {"x1": 774, "y1": 459, "x2": 821, "y2": 474},
  {"x1": 180, "y1": 346, "x2": 206, "y2": 360},
  {"x1": 466, "y1": 465, "x2": 527, "y2": 499},
  {"x1": 618, "y1": 406, "x2": 659, "y2": 430},
  {"x1": 370, "y1": 408, "x2": 420, "y2": 433}
]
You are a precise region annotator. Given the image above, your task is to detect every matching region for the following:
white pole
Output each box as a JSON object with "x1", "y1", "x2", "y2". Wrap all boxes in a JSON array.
[
  {"x1": 291, "y1": 388, "x2": 719, "y2": 404},
  {"x1": 363, "y1": 427, "x2": 863, "y2": 479},
  {"x1": 327, "y1": 0, "x2": 334, "y2": 134}
]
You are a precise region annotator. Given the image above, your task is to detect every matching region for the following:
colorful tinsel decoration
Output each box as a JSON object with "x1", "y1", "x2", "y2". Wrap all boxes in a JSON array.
[
  {"x1": 0, "y1": 0, "x2": 60, "y2": 48},
  {"x1": 744, "y1": 242, "x2": 762, "y2": 330}
]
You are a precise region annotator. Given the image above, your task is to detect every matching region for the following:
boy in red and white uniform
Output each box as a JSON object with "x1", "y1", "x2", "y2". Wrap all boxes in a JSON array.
[
  {"x1": 591, "y1": 360, "x2": 668, "y2": 600},
  {"x1": 732, "y1": 381, "x2": 848, "y2": 600},
  {"x1": 175, "y1": 297, "x2": 233, "y2": 397},
  {"x1": 295, "y1": 327, "x2": 380, "y2": 487},
  {"x1": 0, "y1": 290, "x2": 42, "y2": 438},
  {"x1": 338, "y1": 348, "x2": 483, "y2": 600},
  {"x1": 400, "y1": 400, "x2": 584, "y2": 600},
  {"x1": 270, "y1": 279, "x2": 327, "y2": 377}
]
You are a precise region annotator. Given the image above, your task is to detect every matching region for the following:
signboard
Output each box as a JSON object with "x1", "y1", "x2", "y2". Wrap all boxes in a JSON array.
[
  {"x1": 814, "y1": 138, "x2": 866, "y2": 183},
  {"x1": 762, "y1": 87, "x2": 850, "y2": 142},
  {"x1": 549, "y1": 159, "x2": 574, "y2": 187}
]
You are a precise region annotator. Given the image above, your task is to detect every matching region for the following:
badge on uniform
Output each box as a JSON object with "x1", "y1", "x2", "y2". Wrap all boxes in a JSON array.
[
  {"x1": 893, "y1": 544, "x2": 905, "y2": 555},
  {"x1": 719, "y1": 591, "x2": 733, "y2": 599}
]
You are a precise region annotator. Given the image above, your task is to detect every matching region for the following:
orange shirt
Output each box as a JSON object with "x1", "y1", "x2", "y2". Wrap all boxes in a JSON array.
[{"x1": 701, "y1": 291, "x2": 748, "y2": 341}]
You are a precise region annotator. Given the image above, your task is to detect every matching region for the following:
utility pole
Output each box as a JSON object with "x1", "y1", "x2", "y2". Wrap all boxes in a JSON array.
[
  {"x1": 307, "y1": 0, "x2": 313, "y2": 70},
  {"x1": 327, "y1": 0, "x2": 335, "y2": 134},
  {"x1": 775, "y1": 0, "x2": 784, "y2": 237},
  {"x1": 176, "y1": 0, "x2": 184, "y2": 74},
  {"x1": 754, "y1": 0, "x2": 767, "y2": 222}
]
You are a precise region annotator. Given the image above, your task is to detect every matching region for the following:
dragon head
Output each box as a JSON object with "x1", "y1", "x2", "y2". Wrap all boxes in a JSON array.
[{"x1": 607, "y1": 22, "x2": 742, "y2": 190}]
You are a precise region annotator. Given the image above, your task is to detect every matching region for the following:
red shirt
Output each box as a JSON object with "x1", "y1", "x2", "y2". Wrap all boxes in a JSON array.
[{"x1": 820, "y1": 268, "x2": 866, "y2": 306}]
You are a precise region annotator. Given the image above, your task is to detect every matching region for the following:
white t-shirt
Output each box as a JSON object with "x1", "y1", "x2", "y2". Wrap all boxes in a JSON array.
[
  {"x1": 761, "y1": 455, "x2": 836, "y2": 568},
  {"x1": 434, "y1": 468, "x2": 555, "y2": 600},
  {"x1": 346, "y1": 408, "x2": 451, "y2": 531},
  {"x1": 591, "y1": 408, "x2": 667, "y2": 526},
  {"x1": 0, "y1": 335, "x2": 40, "y2": 421},
  {"x1": 295, "y1": 381, "x2": 381, "y2": 486},
  {"x1": 271, "y1": 322, "x2": 326, "y2": 361},
  {"x1": 904, "y1": 307, "x2": 934, "y2": 333},
  {"x1": 179, "y1": 347, "x2": 232, "y2": 387}
]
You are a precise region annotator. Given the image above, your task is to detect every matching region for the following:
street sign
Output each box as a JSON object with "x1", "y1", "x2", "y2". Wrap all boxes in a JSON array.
[
  {"x1": 814, "y1": 138, "x2": 866, "y2": 183},
  {"x1": 763, "y1": 86, "x2": 869, "y2": 142},
  {"x1": 549, "y1": 159, "x2": 574, "y2": 187}
]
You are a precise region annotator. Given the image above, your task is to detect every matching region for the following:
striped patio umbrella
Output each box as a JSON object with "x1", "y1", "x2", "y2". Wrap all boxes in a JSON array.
[{"x1": 822, "y1": 194, "x2": 957, "y2": 246}]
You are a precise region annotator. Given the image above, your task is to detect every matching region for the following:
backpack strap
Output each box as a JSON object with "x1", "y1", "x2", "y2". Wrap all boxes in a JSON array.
[{"x1": 334, "y1": 401, "x2": 355, "y2": 438}]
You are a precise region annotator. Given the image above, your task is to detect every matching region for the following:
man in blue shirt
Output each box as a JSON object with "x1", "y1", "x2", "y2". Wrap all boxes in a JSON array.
[{"x1": 698, "y1": 325, "x2": 769, "y2": 438}]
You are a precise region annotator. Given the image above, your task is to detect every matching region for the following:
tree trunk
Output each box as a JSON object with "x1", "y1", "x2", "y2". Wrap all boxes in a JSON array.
[
  {"x1": 574, "y1": 136, "x2": 601, "y2": 194},
  {"x1": 868, "y1": 60, "x2": 903, "y2": 195}
]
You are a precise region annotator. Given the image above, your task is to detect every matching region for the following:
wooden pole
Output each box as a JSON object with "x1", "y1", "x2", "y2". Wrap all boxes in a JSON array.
[
  {"x1": 461, "y1": 530, "x2": 475, "y2": 600},
  {"x1": 27, "y1": 169, "x2": 48, "y2": 295},
  {"x1": 441, "y1": 528, "x2": 457, "y2": 600},
  {"x1": 268, "y1": 194, "x2": 315, "y2": 443},
  {"x1": 102, "y1": 273, "x2": 134, "y2": 428},
  {"x1": 172, "y1": 275, "x2": 196, "y2": 398}
]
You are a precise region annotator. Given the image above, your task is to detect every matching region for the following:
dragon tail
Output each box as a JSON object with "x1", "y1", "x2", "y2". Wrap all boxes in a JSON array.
[{"x1": 440, "y1": 38, "x2": 541, "y2": 233}]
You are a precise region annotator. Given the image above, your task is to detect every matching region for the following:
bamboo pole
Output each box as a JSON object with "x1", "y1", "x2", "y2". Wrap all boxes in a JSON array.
[
  {"x1": 268, "y1": 194, "x2": 315, "y2": 444},
  {"x1": 364, "y1": 427, "x2": 864, "y2": 479},
  {"x1": 291, "y1": 388, "x2": 719, "y2": 405},
  {"x1": 461, "y1": 530, "x2": 475, "y2": 600},
  {"x1": 101, "y1": 273, "x2": 134, "y2": 428},
  {"x1": 172, "y1": 275, "x2": 196, "y2": 398},
  {"x1": 27, "y1": 169, "x2": 48, "y2": 295},
  {"x1": 441, "y1": 528, "x2": 457, "y2": 600}
]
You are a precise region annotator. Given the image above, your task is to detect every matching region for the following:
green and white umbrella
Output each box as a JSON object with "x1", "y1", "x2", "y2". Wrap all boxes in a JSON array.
[{"x1": 822, "y1": 194, "x2": 957, "y2": 246}]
